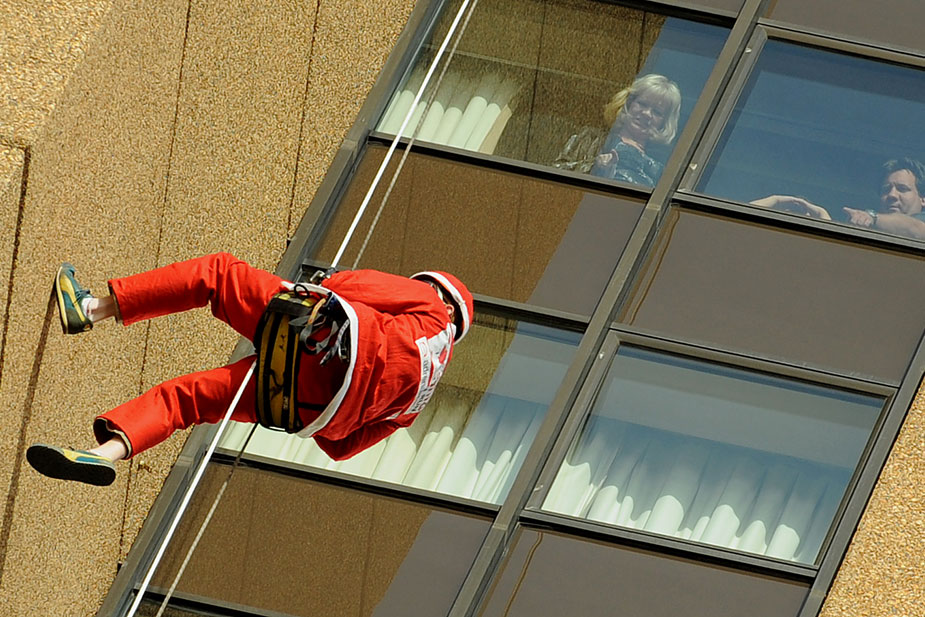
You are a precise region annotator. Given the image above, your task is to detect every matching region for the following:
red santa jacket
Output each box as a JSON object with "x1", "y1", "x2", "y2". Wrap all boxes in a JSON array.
[{"x1": 295, "y1": 269, "x2": 456, "y2": 460}]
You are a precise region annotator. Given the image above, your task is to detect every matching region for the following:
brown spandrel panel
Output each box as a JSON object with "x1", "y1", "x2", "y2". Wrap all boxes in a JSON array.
[
  {"x1": 479, "y1": 527, "x2": 808, "y2": 617},
  {"x1": 693, "y1": 0, "x2": 744, "y2": 14},
  {"x1": 153, "y1": 465, "x2": 490, "y2": 617},
  {"x1": 765, "y1": 0, "x2": 923, "y2": 52},
  {"x1": 313, "y1": 145, "x2": 644, "y2": 316},
  {"x1": 621, "y1": 209, "x2": 925, "y2": 381},
  {"x1": 446, "y1": 0, "x2": 545, "y2": 68}
]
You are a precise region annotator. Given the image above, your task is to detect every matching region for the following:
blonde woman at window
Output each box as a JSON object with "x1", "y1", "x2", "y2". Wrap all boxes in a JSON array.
[{"x1": 591, "y1": 74, "x2": 682, "y2": 187}]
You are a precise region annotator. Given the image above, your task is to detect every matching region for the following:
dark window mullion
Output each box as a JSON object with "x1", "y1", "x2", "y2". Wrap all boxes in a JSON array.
[
  {"x1": 678, "y1": 25, "x2": 768, "y2": 191},
  {"x1": 208, "y1": 453, "x2": 501, "y2": 518},
  {"x1": 609, "y1": 322, "x2": 902, "y2": 392},
  {"x1": 365, "y1": 131, "x2": 656, "y2": 200},
  {"x1": 672, "y1": 192, "x2": 925, "y2": 255},
  {"x1": 445, "y1": 199, "x2": 662, "y2": 616}
]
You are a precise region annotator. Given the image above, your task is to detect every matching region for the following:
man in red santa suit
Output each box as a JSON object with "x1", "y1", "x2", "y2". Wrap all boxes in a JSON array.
[{"x1": 27, "y1": 252, "x2": 473, "y2": 486}]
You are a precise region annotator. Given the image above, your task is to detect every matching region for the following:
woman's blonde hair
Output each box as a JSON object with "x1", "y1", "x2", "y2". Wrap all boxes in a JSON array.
[{"x1": 603, "y1": 73, "x2": 681, "y2": 145}]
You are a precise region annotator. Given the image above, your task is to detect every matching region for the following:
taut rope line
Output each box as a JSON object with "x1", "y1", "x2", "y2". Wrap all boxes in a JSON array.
[
  {"x1": 333, "y1": 0, "x2": 477, "y2": 269},
  {"x1": 126, "y1": 1, "x2": 480, "y2": 615}
]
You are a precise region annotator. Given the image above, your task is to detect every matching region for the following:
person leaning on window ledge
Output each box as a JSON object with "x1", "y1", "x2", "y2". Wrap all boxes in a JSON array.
[{"x1": 750, "y1": 157, "x2": 925, "y2": 240}]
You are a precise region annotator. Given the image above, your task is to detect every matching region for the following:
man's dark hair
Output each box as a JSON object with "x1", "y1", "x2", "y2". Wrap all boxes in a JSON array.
[{"x1": 883, "y1": 157, "x2": 925, "y2": 193}]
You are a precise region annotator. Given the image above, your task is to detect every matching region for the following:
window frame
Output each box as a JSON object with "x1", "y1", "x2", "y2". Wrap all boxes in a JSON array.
[
  {"x1": 526, "y1": 329, "x2": 894, "y2": 571},
  {"x1": 680, "y1": 25, "x2": 925, "y2": 247},
  {"x1": 759, "y1": 4, "x2": 925, "y2": 58}
]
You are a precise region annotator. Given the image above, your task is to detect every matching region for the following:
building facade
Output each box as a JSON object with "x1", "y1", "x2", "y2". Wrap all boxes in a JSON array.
[{"x1": 2, "y1": 1, "x2": 923, "y2": 616}]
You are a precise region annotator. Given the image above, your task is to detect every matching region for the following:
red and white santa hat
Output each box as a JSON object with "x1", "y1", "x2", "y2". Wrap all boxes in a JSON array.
[{"x1": 411, "y1": 271, "x2": 474, "y2": 343}]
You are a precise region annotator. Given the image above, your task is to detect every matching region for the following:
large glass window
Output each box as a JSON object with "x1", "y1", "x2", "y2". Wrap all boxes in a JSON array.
[
  {"x1": 698, "y1": 40, "x2": 925, "y2": 241},
  {"x1": 541, "y1": 345, "x2": 882, "y2": 564},
  {"x1": 221, "y1": 314, "x2": 581, "y2": 504},
  {"x1": 313, "y1": 144, "x2": 645, "y2": 316},
  {"x1": 620, "y1": 209, "x2": 925, "y2": 382},
  {"x1": 148, "y1": 466, "x2": 491, "y2": 617},
  {"x1": 378, "y1": 0, "x2": 728, "y2": 188},
  {"x1": 478, "y1": 526, "x2": 809, "y2": 616}
]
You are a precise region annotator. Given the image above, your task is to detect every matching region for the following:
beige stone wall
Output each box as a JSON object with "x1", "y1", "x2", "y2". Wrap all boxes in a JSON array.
[
  {"x1": 0, "y1": 0, "x2": 413, "y2": 615},
  {"x1": 0, "y1": 1, "x2": 922, "y2": 617},
  {"x1": 820, "y1": 388, "x2": 925, "y2": 616}
]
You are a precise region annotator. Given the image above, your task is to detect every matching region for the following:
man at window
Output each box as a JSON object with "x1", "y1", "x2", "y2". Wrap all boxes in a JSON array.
[{"x1": 750, "y1": 158, "x2": 925, "y2": 240}]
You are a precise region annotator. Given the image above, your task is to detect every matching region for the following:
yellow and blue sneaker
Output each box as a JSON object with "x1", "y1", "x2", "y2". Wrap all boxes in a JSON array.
[
  {"x1": 55, "y1": 263, "x2": 93, "y2": 334},
  {"x1": 26, "y1": 444, "x2": 116, "y2": 486}
]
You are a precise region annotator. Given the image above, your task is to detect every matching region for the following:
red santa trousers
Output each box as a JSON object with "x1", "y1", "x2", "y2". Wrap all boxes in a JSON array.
[{"x1": 94, "y1": 252, "x2": 341, "y2": 457}]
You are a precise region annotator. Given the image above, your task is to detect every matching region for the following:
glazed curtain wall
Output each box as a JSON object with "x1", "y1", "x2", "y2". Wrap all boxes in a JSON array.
[{"x1": 131, "y1": 1, "x2": 925, "y2": 616}]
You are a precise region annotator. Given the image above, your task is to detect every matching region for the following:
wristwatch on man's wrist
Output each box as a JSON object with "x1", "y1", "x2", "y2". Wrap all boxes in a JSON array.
[{"x1": 866, "y1": 209, "x2": 879, "y2": 227}]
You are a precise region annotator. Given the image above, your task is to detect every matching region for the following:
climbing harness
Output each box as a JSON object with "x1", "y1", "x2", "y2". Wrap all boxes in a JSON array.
[
  {"x1": 254, "y1": 283, "x2": 349, "y2": 433},
  {"x1": 129, "y1": 1, "x2": 481, "y2": 615}
]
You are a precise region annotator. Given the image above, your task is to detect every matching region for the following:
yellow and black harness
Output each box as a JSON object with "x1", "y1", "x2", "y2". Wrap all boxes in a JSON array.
[{"x1": 254, "y1": 281, "x2": 349, "y2": 433}]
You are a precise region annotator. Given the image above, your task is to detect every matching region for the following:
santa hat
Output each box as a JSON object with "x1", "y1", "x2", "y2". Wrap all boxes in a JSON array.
[{"x1": 411, "y1": 271, "x2": 474, "y2": 342}]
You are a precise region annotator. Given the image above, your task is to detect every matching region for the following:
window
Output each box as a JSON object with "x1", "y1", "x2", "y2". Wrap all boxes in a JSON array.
[
  {"x1": 620, "y1": 209, "x2": 925, "y2": 382},
  {"x1": 541, "y1": 345, "x2": 882, "y2": 564},
  {"x1": 148, "y1": 465, "x2": 491, "y2": 617},
  {"x1": 478, "y1": 526, "x2": 809, "y2": 617},
  {"x1": 107, "y1": 3, "x2": 925, "y2": 617},
  {"x1": 312, "y1": 144, "x2": 645, "y2": 316},
  {"x1": 221, "y1": 314, "x2": 581, "y2": 504},
  {"x1": 697, "y1": 40, "x2": 925, "y2": 241},
  {"x1": 378, "y1": 0, "x2": 728, "y2": 187}
]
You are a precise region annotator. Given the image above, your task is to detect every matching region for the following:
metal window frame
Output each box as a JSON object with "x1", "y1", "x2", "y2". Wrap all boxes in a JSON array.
[
  {"x1": 524, "y1": 327, "x2": 895, "y2": 563},
  {"x1": 757, "y1": 16, "x2": 925, "y2": 60},
  {"x1": 445, "y1": 2, "x2": 769, "y2": 614},
  {"x1": 681, "y1": 24, "x2": 925, "y2": 199},
  {"x1": 514, "y1": 513, "x2": 819, "y2": 580}
]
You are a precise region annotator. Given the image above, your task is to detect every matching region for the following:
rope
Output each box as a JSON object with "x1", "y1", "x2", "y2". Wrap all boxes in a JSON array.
[
  {"x1": 125, "y1": 360, "x2": 255, "y2": 617},
  {"x1": 152, "y1": 423, "x2": 258, "y2": 617},
  {"x1": 127, "y1": 2, "x2": 482, "y2": 613},
  {"x1": 332, "y1": 0, "x2": 477, "y2": 269},
  {"x1": 352, "y1": 0, "x2": 482, "y2": 270}
]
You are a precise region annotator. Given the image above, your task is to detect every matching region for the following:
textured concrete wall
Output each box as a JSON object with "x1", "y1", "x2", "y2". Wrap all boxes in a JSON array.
[
  {"x1": 0, "y1": 0, "x2": 413, "y2": 615},
  {"x1": 0, "y1": 1, "x2": 922, "y2": 617},
  {"x1": 820, "y1": 389, "x2": 925, "y2": 616}
]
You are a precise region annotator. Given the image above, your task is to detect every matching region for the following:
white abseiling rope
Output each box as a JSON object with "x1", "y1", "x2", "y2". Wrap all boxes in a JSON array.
[
  {"x1": 126, "y1": 2, "x2": 479, "y2": 615},
  {"x1": 126, "y1": 361, "x2": 255, "y2": 617},
  {"x1": 352, "y1": 0, "x2": 482, "y2": 270},
  {"x1": 332, "y1": 0, "x2": 475, "y2": 269},
  {"x1": 150, "y1": 420, "x2": 258, "y2": 617}
]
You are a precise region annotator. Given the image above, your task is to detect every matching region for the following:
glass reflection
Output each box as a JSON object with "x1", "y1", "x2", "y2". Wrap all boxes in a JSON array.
[
  {"x1": 620, "y1": 209, "x2": 925, "y2": 382},
  {"x1": 222, "y1": 315, "x2": 580, "y2": 504},
  {"x1": 149, "y1": 465, "x2": 490, "y2": 617},
  {"x1": 313, "y1": 145, "x2": 644, "y2": 316},
  {"x1": 480, "y1": 527, "x2": 808, "y2": 617},
  {"x1": 699, "y1": 41, "x2": 925, "y2": 240},
  {"x1": 542, "y1": 346, "x2": 882, "y2": 564},
  {"x1": 378, "y1": 0, "x2": 727, "y2": 187}
]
